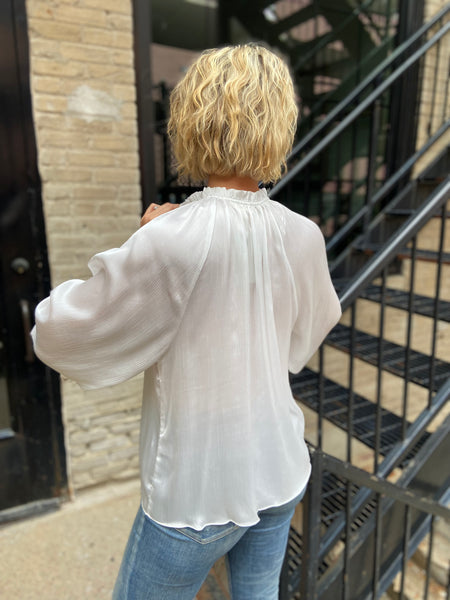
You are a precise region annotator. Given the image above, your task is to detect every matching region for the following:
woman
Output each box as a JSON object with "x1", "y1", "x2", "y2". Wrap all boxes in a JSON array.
[{"x1": 32, "y1": 44, "x2": 341, "y2": 599}]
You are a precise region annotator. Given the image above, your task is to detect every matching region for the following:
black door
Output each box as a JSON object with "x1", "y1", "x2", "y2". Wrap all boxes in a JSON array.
[{"x1": 0, "y1": 0, "x2": 67, "y2": 515}]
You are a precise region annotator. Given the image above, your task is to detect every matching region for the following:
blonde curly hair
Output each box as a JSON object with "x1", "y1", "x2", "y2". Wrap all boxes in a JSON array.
[{"x1": 167, "y1": 44, "x2": 298, "y2": 184}]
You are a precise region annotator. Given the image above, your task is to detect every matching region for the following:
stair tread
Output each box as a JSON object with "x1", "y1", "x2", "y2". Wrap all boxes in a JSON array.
[
  {"x1": 343, "y1": 284, "x2": 450, "y2": 322},
  {"x1": 326, "y1": 324, "x2": 450, "y2": 391},
  {"x1": 290, "y1": 368, "x2": 430, "y2": 455},
  {"x1": 387, "y1": 208, "x2": 450, "y2": 218},
  {"x1": 356, "y1": 244, "x2": 450, "y2": 263}
]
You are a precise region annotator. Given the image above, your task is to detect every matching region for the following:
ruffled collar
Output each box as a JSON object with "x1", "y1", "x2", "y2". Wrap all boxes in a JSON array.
[{"x1": 185, "y1": 186, "x2": 269, "y2": 206}]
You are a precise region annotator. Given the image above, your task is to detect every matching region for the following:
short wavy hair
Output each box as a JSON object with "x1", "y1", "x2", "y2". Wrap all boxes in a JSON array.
[{"x1": 167, "y1": 44, "x2": 298, "y2": 184}]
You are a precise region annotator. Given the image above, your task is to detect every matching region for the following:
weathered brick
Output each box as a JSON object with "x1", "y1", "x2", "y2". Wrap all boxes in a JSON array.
[
  {"x1": 72, "y1": 184, "x2": 118, "y2": 200},
  {"x1": 91, "y1": 133, "x2": 137, "y2": 151},
  {"x1": 115, "y1": 152, "x2": 139, "y2": 169},
  {"x1": 33, "y1": 93, "x2": 67, "y2": 113},
  {"x1": 26, "y1": 2, "x2": 58, "y2": 21},
  {"x1": 108, "y1": 446, "x2": 139, "y2": 461},
  {"x1": 37, "y1": 128, "x2": 90, "y2": 148},
  {"x1": 67, "y1": 150, "x2": 117, "y2": 167},
  {"x1": 113, "y1": 83, "x2": 136, "y2": 102},
  {"x1": 28, "y1": 38, "x2": 63, "y2": 60},
  {"x1": 119, "y1": 184, "x2": 141, "y2": 199},
  {"x1": 45, "y1": 217, "x2": 73, "y2": 234},
  {"x1": 67, "y1": 118, "x2": 115, "y2": 134},
  {"x1": 112, "y1": 467, "x2": 139, "y2": 481},
  {"x1": 81, "y1": 0, "x2": 132, "y2": 15},
  {"x1": 114, "y1": 119, "x2": 138, "y2": 137},
  {"x1": 71, "y1": 428, "x2": 109, "y2": 444},
  {"x1": 89, "y1": 435, "x2": 130, "y2": 452},
  {"x1": 115, "y1": 31, "x2": 133, "y2": 50},
  {"x1": 59, "y1": 41, "x2": 113, "y2": 65},
  {"x1": 71, "y1": 455, "x2": 110, "y2": 473},
  {"x1": 32, "y1": 57, "x2": 85, "y2": 78},
  {"x1": 40, "y1": 166, "x2": 93, "y2": 183},
  {"x1": 113, "y1": 49, "x2": 134, "y2": 66},
  {"x1": 81, "y1": 26, "x2": 117, "y2": 48},
  {"x1": 121, "y1": 102, "x2": 137, "y2": 119},
  {"x1": 85, "y1": 62, "x2": 134, "y2": 83},
  {"x1": 54, "y1": 5, "x2": 107, "y2": 27},
  {"x1": 94, "y1": 167, "x2": 139, "y2": 184},
  {"x1": 33, "y1": 75, "x2": 65, "y2": 94},
  {"x1": 106, "y1": 12, "x2": 133, "y2": 30},
  {"x1": 39, "y1": 148, "x2": 66, "y2": 166}
]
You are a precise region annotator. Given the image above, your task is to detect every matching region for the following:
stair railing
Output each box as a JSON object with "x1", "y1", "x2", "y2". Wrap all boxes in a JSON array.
[
  {"x1": 284, "y1": 177, "x2": 450, "y2": 600},
  {"x1": 298, "y1": 426, "x2": 450, "y2": 600},
  {"x1": 274, "y1": 3, "x2": 449, "y2": 182},
  {"x1": 326, "y1": 119, "x2": 450, "y2": 256},
  {"x1": 312, "y1": 176, "x2": 449, "y2": 551},
  {"x1": 270, "y1": 5, "x2": 449, "y2": 241},
  {"x1": 291, "y1": 0, "x2": 382, "y2": 72}
]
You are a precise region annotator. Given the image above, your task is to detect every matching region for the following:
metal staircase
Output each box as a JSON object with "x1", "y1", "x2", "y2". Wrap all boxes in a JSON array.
[
  {"x1": 279, "y1": 168, "x2": 450, "y2": 598},
  {"x1": 271, "y1": 6, "x2": 450, "y2": 598},
  {"x1": 224, "y1": 0, "x2": 399, "y2": 118}
]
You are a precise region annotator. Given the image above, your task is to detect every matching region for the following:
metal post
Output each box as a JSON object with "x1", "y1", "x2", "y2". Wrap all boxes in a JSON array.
[
  {"x1": 132, "y1": 0, "x2": 156, "y2": 210},
  {"x1": 300, "y1": 449, "x2": 323, "y2": 600}
]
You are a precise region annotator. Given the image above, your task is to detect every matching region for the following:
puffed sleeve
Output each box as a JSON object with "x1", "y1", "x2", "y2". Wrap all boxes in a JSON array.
[
  {"x1": 288, "y1": 217, "x2": 342, "y2": 374},
  {"x1": 31, "y1": 203, "x2": 214, "y2": 389}
]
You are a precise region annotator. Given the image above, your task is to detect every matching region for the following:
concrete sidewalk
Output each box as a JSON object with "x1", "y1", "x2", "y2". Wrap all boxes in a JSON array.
[{"x1": 0, "y1": 479, "x2": 229, "y2": 600}]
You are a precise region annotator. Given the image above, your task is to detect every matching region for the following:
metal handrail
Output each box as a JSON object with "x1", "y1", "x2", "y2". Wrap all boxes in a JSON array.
[
  {"x1": 338, "y1": 176, "x2": 450, "y2": 310},
  {"x1": 316, "y1": 374, "x2": 450, "y2": 568},
  {"x1": 270, "y1": 4, "x2": 450, "y2": 197},
  {"x1": 292, "y1": 0, "x2": 379, "y2": 72},
  {"x1": 318, "y1": 449, "x2": 450, "y2": 521},
  {"x1": 298, "y1": 34, "x2": 393, "y2": 132},
  {"x1": 326, "y1": 119, "x2": 450, "y2": 253}
]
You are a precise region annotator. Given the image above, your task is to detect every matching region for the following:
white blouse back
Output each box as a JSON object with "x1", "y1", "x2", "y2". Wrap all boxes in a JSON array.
[{"x1": 32, "y1": 186, "x2": 341, "y2": 529}]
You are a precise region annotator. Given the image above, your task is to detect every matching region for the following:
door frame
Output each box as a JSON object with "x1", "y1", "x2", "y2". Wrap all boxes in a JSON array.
[{"x1": 0, "y1": 0, "x2": 67, "y2": 521}]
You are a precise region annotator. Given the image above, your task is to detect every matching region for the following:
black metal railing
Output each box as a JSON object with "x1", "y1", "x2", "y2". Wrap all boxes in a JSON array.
[
  {"x1": 298, "y1": 439, "x2": 450, "y2": 600},
  {"x1": 270, "y1": 5, "x2": 450, "y2": 247},
  {"x1": 282, "y1": 172, "x2": 450, "y2": 598}
]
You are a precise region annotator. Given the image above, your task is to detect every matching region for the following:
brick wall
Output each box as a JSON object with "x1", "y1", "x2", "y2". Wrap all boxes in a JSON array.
[
  {"x1": 27, "y1": 0, "x2": 143, "y2": 492},
  {"x1": 414, "y1": 0, "x2": 450, "y2": 175}
]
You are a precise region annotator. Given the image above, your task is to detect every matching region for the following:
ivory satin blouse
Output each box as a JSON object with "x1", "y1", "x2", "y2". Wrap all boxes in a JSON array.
[{"x1": 31, "y1": 186, "x2": 341, "y2": 529}]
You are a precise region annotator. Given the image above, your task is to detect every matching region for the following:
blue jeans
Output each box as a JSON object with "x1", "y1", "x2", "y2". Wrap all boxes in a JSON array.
[{"x1": 112, "y1": 488, "x2": 306, "y2": 600}]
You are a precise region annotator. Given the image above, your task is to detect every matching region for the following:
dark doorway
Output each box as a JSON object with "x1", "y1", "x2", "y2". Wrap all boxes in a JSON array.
[{"x1": 0, "y1": 0, "x2": 67, "y2": 517}]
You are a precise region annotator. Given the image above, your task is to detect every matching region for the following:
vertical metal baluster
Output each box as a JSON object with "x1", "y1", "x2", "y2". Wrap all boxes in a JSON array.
[
  {"x1": 305, "y1": 162, "x2": 311, "y2": 218},
  {"x1": 424, "y1": 516, "x2": 435, "y2": 600},
  {"x1": 375, "y1": 269, "x2": 387, "y2": 472},
  {"x1": 343, "y1": 304, "x2": 356, "y2": 600},
  {"x1": 318, "y1": 345, "x2": 324, "y2": 451},
  {"x1": 428, "y1": 32, "x2": 441, "y2": 136},
  {"x1": 444, "y1": 55, "x2": 450, "y2": 123},
  {"x1": 429, "y1": 205, "x2": 445, "y2": 406},
  {"x1": 319, "y1": 157, "x2": 325, "y2": 232},
  {"x1": 400, "y1": 504, "x2": 412, "y2": 600},
  {"x1": 373, "y1": 492, "x2": 383, "y2": 599},
  {"x1": 364, "y1": 97, "x2": 381, "y2": 237},
  {"x1": 300, "y1": 450, "x2": 322, "y2": 600},
  {"x1": 402, "y1": 236, "x2": 417, "y2": 439},
  {"x1": 334, "y1": 133, "x2": 343, "y2": 237},
  {"x1": 343, "y1": 476, "x2": 352, "y2": 600},
  {"x1": 385, "y1": 0, "x2": 392, "y2": 42},
  {"x1": 347, "y1": 303, "x2": 356, "y2": 463},
  {"x1": 350, "y1": 120, "x2": 358, "y2": 220}
]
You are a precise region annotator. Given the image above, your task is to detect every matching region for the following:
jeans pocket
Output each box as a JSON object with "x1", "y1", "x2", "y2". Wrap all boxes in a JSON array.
[{"x1": 175, "y1": 522, "x2": 242, "y2": 545}]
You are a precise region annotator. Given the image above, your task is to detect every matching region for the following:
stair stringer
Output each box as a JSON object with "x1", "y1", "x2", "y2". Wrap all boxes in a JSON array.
[{"x1": 316, "y1": 414, "x2": 450, "y2": 600}]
